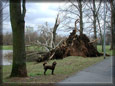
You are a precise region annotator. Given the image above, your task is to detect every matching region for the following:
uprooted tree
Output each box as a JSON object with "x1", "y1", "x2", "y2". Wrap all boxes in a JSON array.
[{"x1": 36, "y1": 19, "x2": 104, "y2": 62}]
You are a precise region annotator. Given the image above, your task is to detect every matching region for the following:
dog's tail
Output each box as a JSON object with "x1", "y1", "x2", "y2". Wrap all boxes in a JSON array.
[{"x1": 43, "y1": 62, "x2": 47, "y2": 66}]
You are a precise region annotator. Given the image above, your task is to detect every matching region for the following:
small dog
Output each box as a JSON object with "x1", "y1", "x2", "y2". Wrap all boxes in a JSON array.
[{"x1": 43, "y1": 61, "x2": 57, "y2": 75}]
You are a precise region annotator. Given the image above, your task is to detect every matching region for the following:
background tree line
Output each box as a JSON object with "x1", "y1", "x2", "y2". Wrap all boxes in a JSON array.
[
  {"x1": 3, "y1": 26, "x2": 67, "y2": 46},
  {"x1": 3, "y1": 27, "x2": 111, "y2": 46}
]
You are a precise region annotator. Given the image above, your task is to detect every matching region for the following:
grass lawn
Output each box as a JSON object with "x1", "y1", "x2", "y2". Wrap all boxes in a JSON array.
[
  {"x1": 97, "y1": 45, "x2": 112, "y2": 55},
  {"x1": 2, "y1": 44, "x2": 112, "y2": 83},
  {"x1": 26, "y1": 45, "x2": 46, "y2": 51},
  {"x1": 1, "y1": 45, "x2": 44, "y2": 51},
  {"x1": 3, "y1": 56, "x2": 110, "y2": 83},
  {"x1": 2, "y1": 45, "x2": 13, "y2": 50},
  {"x1": 2, "y1": 45, "x2": 112, "y2": 53},
  {"x1": 2, "y1": 45, "x2": 112, "y2": 55}
]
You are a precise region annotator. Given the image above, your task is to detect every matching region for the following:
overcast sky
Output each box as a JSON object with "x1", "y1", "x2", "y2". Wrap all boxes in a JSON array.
[
  {"x1": 3, "y1": 2, "x2": 70, "y2": 36},
  {"x1": 3, "y1": 1, "x2": 109, "y2": 37}
]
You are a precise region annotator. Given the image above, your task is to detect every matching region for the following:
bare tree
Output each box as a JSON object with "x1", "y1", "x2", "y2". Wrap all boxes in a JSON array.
[
  {"x1": 0, "y1": 0, "x2": 3, "y2": 46},
  {"x1": 70, "y1": 0, "x2": 84, "y2": 35},
  {"x1": 96, "y1": 1, "x2": 111, "y2": 51},
  {"x1": 92, "y1": 0, "x2": 97, "y2": 49},
  {"x1": 87, "y1": 0, "x2": 102, "y2": 49},
  {"x1": 110, "y1": 0, "x2": 113, "y2": 50},
  {"x1": 78, "y1": 0, "x2": 83, "y2": 35},
  {"x1": 59, "y1": 0, "x2": 85, "y2": 34},
  {"x1": 112, "y1": 0, "x2": 115, "y2": 51},
  {"x1": 97, "y1": 15, "x2": 103, "y2": 51},
  {"x1": 0, "y1": 2, "x2": 3, "y2": 83}
]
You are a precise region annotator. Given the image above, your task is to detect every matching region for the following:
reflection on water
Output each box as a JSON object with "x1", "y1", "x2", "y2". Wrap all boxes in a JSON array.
[{"x1": 1, "y1": 50, "x2": 13, "y2": 65}]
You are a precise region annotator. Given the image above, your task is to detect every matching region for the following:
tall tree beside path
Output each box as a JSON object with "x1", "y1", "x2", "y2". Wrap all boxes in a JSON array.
[
  {"x1": 110, "y1": 0, "x2": 114, "y2": 50},
  {"x1": 86, "y1": 0, "x2": 102, "y2": 49},
  {"x1": 112, "y1": 0, "x2": 115, "y2": 51},
  {"x1": 112, "y1": 0, "x2": 115, "y2": 80},
  {"x1": 0, "y1": 0, "x2": 3, "y2": 85},
  {"x1": 0, "y1": 0, "x2": 2, "y2": 45},
  {"x1": 92, "y1": 0, "x2": 97, "y2": 49},
  {"x1": 10, "y1": 0, "x2": 27, "y2": 77}
]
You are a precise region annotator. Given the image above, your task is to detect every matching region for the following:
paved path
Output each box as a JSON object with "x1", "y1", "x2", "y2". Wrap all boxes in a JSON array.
[{"x1": 58, "y1": 57, "x2": 112, "y2": 84}]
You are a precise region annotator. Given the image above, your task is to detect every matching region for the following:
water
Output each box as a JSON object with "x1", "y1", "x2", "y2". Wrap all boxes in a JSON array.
[{"x1": 1, "y1": 50, "x2": 13, "y2": 65}]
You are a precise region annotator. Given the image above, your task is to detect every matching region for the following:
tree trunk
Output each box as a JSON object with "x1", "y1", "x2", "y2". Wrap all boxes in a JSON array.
[
  {"x1": 112, "y1": 0, "x2": 115, "y2": 51},
  {"x1": 93, "y1": 0, "x2": 97, "y2": 49},
  {"x1": 97, "y1": 15, "x2": 103, "y2": 52},
  {"x1": 112, "y1": 0, "x2": 115, "y2": 78},
  {"x1": 0, "y1": 1, "x2": 2, "y2": 45},
  {"x1": 0, "y1": 1, "x2": 3, "y2": 84},
  {"x1": 10, "y1": 0, "x2": 27, "y2": 77},
  {"x1": 78, "y1": 0, "x2": 83, "y2": 35},
  {"x1": 110, "y1": 0, "x2": 113, "y2": 50},
  {"x1": 53, "y1": 14, "x2": 60, "y2": 46}
]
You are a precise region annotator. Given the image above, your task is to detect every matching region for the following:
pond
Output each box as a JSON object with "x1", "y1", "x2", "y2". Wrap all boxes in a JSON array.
[{"x1": 1, "y1": 50, "x2": 13, "y2": 65}]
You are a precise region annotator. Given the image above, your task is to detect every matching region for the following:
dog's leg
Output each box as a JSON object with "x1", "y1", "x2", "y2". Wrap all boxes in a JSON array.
[
  {"x1": 52, "y1": 69, "x2": 54, "y2": 75},
  {"x1": 44, "y1": 69, "x2": 47, "y2": 75}
]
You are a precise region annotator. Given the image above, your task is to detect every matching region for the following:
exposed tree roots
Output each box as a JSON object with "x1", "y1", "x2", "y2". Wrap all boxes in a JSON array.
[{"x1": 36, "y1": 29, "x2": 104, "y2": 62}]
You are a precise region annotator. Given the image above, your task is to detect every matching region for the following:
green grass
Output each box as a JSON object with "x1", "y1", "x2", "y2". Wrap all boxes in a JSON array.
[
  {"x1": 2, "y1": 44, "x2": 112, "y2": 82},
  {"x1": 1, "y1": 45, "x2": 45, "y2": 51},
  {"x1": 3, "y1": 56, "x2": 109, "y2": 83},
  {"x1": 2, "y1": 45, "x2": 112, "y2": 55},
  {"x1": 97, "y1": 45, "x2": 112, "y2": 55},
  {"x1": 2, "y1": 45, "x2": 13, "y2": 50},
  {"x1": 2, "y1": 45, "x2": 113, "y2": 57},
  {"x1": 26, "y1": 45, "x2": 46, "y2": 51}
]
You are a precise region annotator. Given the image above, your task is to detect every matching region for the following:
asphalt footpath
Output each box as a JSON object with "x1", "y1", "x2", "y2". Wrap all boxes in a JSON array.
[{"x1": 56, "y1": 56, "x2": 114, "y2": 86}]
